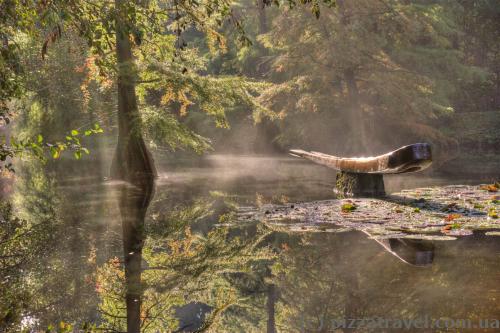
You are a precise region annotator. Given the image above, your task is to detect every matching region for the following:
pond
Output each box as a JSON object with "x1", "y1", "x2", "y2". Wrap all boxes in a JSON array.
[{"x1": 2, "y1": 154, "x2": 500, "y2": 332}]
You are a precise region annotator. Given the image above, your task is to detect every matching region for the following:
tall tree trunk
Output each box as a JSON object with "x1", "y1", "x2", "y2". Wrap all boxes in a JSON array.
[
  {"x1": 112, "y1": 0, "x2": 156, "y2": 182},
  {"x1": 113, "y1": 2, "x2": 157, "y2": 332}
]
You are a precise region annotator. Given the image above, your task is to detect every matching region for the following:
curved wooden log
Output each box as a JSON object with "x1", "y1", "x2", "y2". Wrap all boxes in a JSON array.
[
  {"x1": 290, "y1": 143, "x2": 432, "y2": 174},
  {"x1": 290, "y1": 143, "x2": 432, "y2": 197}
]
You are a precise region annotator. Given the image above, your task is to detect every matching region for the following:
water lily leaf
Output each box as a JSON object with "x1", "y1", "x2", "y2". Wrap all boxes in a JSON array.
[{"x1": 341, "y1": 202, "x2": 357, "y2": 213}]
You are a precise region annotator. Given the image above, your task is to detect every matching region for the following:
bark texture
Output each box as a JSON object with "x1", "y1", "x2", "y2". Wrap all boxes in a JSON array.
[{"x1": 112, "y1": 0, "x2": 156, "y2": 182}]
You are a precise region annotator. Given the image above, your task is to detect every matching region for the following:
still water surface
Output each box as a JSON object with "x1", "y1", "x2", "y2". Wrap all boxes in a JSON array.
[{"x1": 4, "y1": 155, "x2": 500, "y2": 332}]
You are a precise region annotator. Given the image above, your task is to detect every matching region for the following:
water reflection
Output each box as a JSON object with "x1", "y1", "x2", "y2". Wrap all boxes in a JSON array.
[
  {"x1": 365, "y1": 233, "x2": 435, "y2": 267},
  {"x1": 118, "y1": 176, "x2": 155, "y2": 333},
  {"x1": 387, "y1": 239, "x2": 434, "y2": 267},
  {"x1": 1, "y1": 155, "x2": 500, "y2": 332},
  {"x1": 272, "y1": 231, "x2": 500, "y2": 332}
]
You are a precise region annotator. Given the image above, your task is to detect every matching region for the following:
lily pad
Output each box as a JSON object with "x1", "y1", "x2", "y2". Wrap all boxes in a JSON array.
[{"x1": 249, "y1": 185, "x2": 500, "y2": 240}]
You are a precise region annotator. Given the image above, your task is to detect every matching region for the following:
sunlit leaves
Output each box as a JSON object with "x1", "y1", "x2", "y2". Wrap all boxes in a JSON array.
[
  {"x1": 142, "y1": 106, "x2": 213, "y2": 153},
  {"x1": 1, "y1": 0, "x2": 285, "y2": 163},
  {"x1": 2, "y1": 124, "x2": 104, "y2": 171},
  {"x1": 142, "y1": 60, "x2": 273, "y2": 126},
  {"x1": 85, "y1": 123, "x2": 104, "y2": 136},
  {"x1": 258, "y1": 0, "x2": 475, "y2": 149}
]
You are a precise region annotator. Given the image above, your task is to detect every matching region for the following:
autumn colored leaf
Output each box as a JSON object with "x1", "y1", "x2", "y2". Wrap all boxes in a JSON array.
[
  {"x1": 441, "y1": 225, "x2": 452, "y2": 232},
  {"x1": 442, "y1": 222, "x2": 461, "y2": 233},
  {"x1": 480, "y1": 184, "x2": 499, "y2": 192},
  {"x1": 444, "y1": 213, "x2": 462, "y2": 222}
]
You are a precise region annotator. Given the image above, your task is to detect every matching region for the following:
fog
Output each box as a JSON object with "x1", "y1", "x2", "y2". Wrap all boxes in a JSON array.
[{"x1": 1, "y1": 0, "x2": 500, "y2": 332}]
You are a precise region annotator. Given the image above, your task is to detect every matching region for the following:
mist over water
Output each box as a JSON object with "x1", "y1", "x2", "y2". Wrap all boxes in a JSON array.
[
  {"x1": 1, "y1": 151, "x2": 498, "y2": 331},
  {"x1": 1, "y1": 0, "x2": 500, "y2": 331}
]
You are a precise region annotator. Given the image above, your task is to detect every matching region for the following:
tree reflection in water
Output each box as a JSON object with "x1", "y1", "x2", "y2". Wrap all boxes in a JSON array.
[
  {"x1": 97, "y1": 181, "x2": 275, "y2": 332},
  {"x1": 118, "y1": 175, "x2": 155, "y2": 333},
  {"x1": 3, "y1": 159, "x2": 500, "y2": 332}
]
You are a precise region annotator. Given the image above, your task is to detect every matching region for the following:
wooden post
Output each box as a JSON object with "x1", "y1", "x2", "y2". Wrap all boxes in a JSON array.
[{"x1": 335, "y1": 172, "x2": 385, "y2": 197}]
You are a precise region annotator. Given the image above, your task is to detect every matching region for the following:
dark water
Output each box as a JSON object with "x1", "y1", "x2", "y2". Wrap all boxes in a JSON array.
[{"x1": 2, "y1": 154, "x2": 500, "y2": 332}]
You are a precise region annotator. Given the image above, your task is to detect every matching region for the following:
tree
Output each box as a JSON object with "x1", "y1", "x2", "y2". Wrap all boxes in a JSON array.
[
  {"x1": 454, "y1": 0, "x2": 500, "y2": 112},
  {"x1": 1, "y1": 0, "x2": 335, "y2": 175},
  {"x1": 258, "y1": 0, "x2": 487, "y2": 154}
]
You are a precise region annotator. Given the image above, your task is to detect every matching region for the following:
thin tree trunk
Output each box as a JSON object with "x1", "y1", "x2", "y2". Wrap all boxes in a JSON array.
[
  {"x1": 252, "y1": 0, "x2": 282, "y2": 154},
  {"x1": 257, "y1": 0, "x2": 268, "y2": 35},
  {"x1": 112, "y1": 0, "x2": 156, "y2": 182},
  {"x1": 69, "y1": 215, "x2": 84, "y2": 316},
  {"x1": 343, "y1": 68, "x2": 368, "y2": 154},
  {"x1": 267, "y1": 283, "x2": 277, "y2": 333},
  {"x1": 496, "y1": 70, "x2": 500, "y2": 109},
  {"x1": 336, "y1": 0, "x2": 369, "y2": 155}
]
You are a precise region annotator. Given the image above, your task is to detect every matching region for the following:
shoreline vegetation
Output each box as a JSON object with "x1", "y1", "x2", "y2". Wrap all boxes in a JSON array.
[{"x1": 1, "y1": 0, "x2": 499, "y2": 331}]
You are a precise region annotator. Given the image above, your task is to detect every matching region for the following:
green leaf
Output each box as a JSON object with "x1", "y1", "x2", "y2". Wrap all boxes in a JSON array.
[
  {"x1": 71, "y1": 129, "x2": 79, "y2": 136},
  {"x1": 50, "y1": 147, "x2": 60, "y2": 159},
  {"x1": 341, "y1": 202, "x2": 357, "y2": 213},
  {"x1": 37, "y1": 134, "x2": 43, "y2": 143},
  {"x1": 84, "y1": 130, "x2": 92, "y2": 136},
  {"x1": 74, "y1": 151, "x2": 81, "y2": 160},
  {"x1": 82, "y1": 148, "x2": 90, "y2": 155}
]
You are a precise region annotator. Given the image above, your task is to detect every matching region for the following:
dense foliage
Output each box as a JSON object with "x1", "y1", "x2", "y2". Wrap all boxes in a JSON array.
[
  {"x1": 208, "y1": 0, "x2": 499, "y2": 155},
  {"x1": 1, "y1": 0, "x2": 499, "y2": 331},
  {"x1": 2, "y1": 0, "x2": 498, "y2": 166}
]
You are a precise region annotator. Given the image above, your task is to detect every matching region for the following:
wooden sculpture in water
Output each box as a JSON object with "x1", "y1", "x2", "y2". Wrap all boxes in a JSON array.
[{"x1": 290, "y1": 143, "x2": 432, "y2": 196}]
